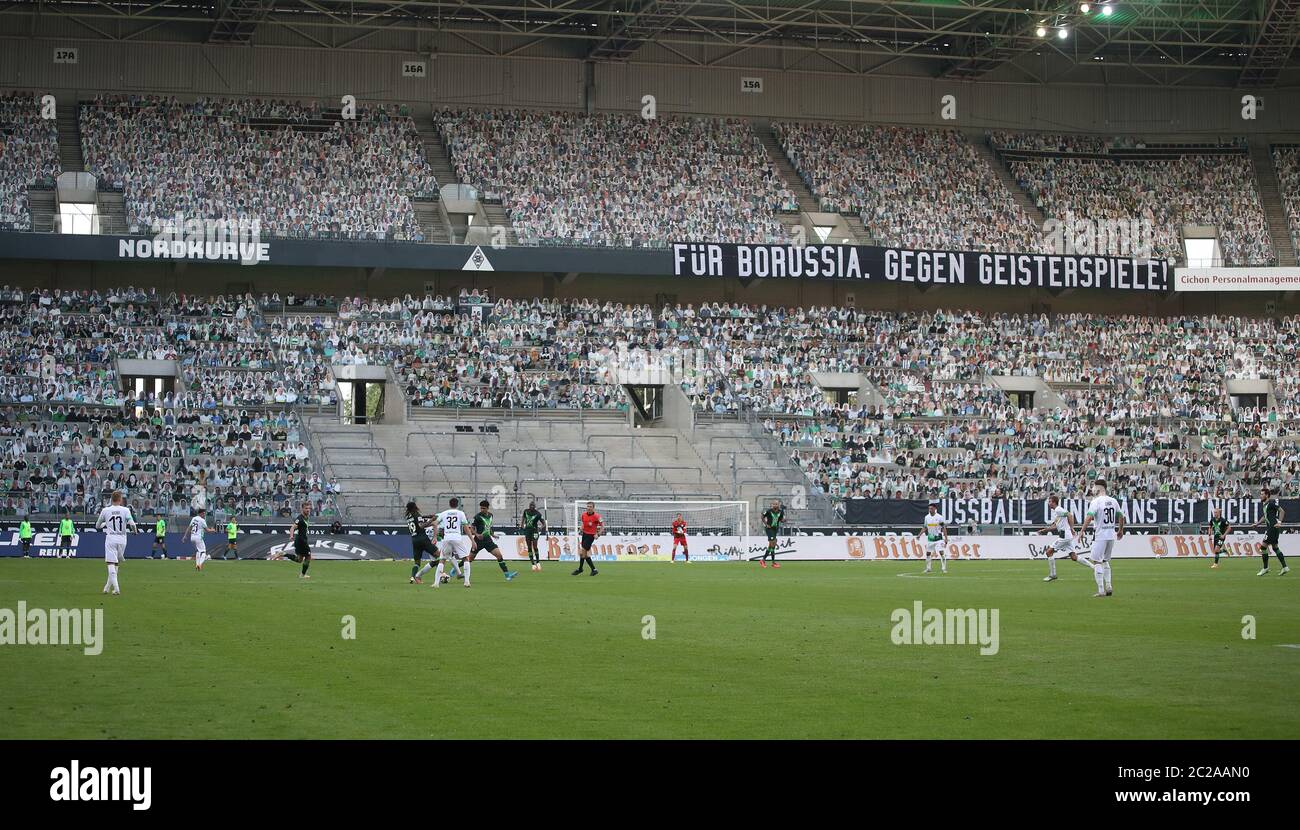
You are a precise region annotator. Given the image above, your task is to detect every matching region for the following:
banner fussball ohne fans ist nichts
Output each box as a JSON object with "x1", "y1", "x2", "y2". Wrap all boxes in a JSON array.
[{"x1": 845, "y1": 497, "x2": 1294, "y2": 527}]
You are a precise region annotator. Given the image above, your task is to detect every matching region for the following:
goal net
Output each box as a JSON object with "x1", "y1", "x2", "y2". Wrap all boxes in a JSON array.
[{"x1": 570, "y1": 500, "x2": 750, "y2": 537}]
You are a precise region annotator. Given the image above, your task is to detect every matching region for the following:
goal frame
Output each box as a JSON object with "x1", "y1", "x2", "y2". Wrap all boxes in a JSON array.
[{"x1": 570, "y1": 499, "x2": 750, "y2": 538}]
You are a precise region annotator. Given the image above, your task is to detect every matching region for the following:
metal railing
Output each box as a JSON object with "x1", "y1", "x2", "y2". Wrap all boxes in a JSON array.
[
  {"x1": 432, "y1": 490, "x2": 539, "y2": 523},
  {"x1": 404, "y1": 401, "x2": 622, "y2": 430},
  {"x1": 323, "y1": 445, "x2": 388, "y2": 463},
  {"x1": 608, "y1": 465, "x2": 703, "y2": 484},
  {"x1": 421, "y1": 462, "x2": 521, "y2": 500},
  {"x1": 323, "y1": 462, "x2": 392, "y2": 481},
  {"x1": 626, "y1": 491, "x2": 723, "y2": 501},
  {"x1": 337, "y1": 491, "x2": 404, "y2": 520},
  {"x1": 519, "y1": 478, "x2": 628, "y2": 499},
  {"x1": 336, "y1": 475, "x2": 402, "y2": 491},
  {"x1": 586, "y1": 432, "x2": 679, "y2": 457},
  {"x1": 503, "y1": 447, "x2": 606, "y2": 473},
  {"x1": 314, "y1": 427, "x2": 379, "y2": 446},
  {"x1": 404, "y1": 429, "x2": 502, "y2": 455}
]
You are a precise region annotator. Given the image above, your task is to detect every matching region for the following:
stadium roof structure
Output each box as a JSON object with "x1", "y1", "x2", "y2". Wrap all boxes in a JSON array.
[{"x1": 3, "y1": 0, "x2": 1298, "y2": 88}]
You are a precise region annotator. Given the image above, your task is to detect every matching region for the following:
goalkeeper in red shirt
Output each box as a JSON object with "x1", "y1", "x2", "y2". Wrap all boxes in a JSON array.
[{"x1": 670, "y1": 513, "x2": 689, "y2": 563}]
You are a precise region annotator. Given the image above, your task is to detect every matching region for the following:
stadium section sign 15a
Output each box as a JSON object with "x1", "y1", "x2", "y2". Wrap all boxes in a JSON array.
[{"x1": 673, "y1": 243, "x2": 1171, "y2": 291}]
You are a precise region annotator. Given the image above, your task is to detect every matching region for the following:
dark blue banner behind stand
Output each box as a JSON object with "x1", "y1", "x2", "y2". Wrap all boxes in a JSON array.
[
  {"x1": 0, "y1": 231, "x2": 1171, "y2": 292},
  {"x1": 0, "y1": 528, "x2": 412, "y2": 559}
]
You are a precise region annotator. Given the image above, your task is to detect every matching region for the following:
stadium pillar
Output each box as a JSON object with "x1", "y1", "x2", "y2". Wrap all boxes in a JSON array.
[{"x1": 582, "y1": 61, "x2": 595, "y2": 115}]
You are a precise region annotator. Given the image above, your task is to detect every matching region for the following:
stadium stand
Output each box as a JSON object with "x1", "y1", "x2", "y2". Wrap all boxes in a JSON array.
[
  {"x1": 1, "y1": 90, "x2": 1288, "y2": 266},
  {"x1": 5, "y1": 282, "x2": 1299, "y2": 523},
  {"x1": 436, "y1": 108, "x2": 798, "y2": 247},
  {"x1": 0, "y1": 91, "x2": 60, "y2": 231},
  {"x1": 6, "y1": 84, "x2": 1300, "y2": 526},
  {"x1": 0, "y1": 287, "x2": 341, "y2": 522},
  {"x1": 1275, "y1": 145, "x2": 1300, "y2": 256},
  {"x1": 773, "y1": 121, "x2": 1045, "y2": 253},
  {"x1": 993, "y1": 131, "x2": 1274, "y2": 264},
  {"x1": 79, "y1": 95, "x2": 438, "y2": 240},
  {"x1": 0, "y1": 403, "x2": 339, "y2": 522}
]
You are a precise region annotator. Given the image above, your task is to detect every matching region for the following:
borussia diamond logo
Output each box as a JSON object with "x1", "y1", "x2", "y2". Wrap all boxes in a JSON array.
[{"x1": 462, "y1": 246, "x2": 494, "y2": 271}]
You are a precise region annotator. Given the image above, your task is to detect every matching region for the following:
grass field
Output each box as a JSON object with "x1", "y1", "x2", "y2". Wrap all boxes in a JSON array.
[{"x1": 1, "y1": 556, "x2": 1297, "y2": 739}]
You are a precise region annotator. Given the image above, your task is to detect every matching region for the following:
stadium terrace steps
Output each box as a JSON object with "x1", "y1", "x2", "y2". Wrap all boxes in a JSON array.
[
  {"x1": 406, "y1": 408, "x2": 630, "y2": 425},
  {"x1": 417, "y1": 119, "x2": 459, "y2": 197},
  {"x1": 57, "y1": 108, "x2": 84, "y2": 173},
  {"x1": 481, "y1": 202, "x2": 518, "y2": 246},
  {"x1": 303, "y1": 416, "x2": 401, "y2": 521},
  {"x1": 842, "y1": 215, "x2": 872, "y2": 246},
  {"x1": 1024, "y1": 377, "x2": 1068, "y2": 410},
  {"x1": 417, "y1": 118, "x2": 470, "y2": 244},
  {"x1": 1249, "y1": 139, "x2": 1298, "y2": 267},
  {"x1": 413, "y1": 201, "x2": 452, "y2": 244},
  {"x1": 26, "y1": 188, "x2": 56, "y2": 233},
  {"x1": 344, "y1": 408, "x2": 790, "y2": 527},
  {"x1": 752, "y1": 118, "x2": 838, "y2": 241},
  {"x1": 688, "y1": 419, "x2": 832, "y2": 526},
  {"x1": 96, "y1": 191, "x2": 127, "y2": 235},
  {"x1": 966, "y1": 130, "x2": 1045, "y2": 231},
  {"x1": 447, "y1": 213, "x2": 470, "y2": 245}
]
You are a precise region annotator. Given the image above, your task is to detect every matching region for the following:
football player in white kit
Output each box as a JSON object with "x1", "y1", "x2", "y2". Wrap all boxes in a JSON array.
[
  {"x1": 189, "y1": 508, "x2": 210, "y2": 571},
  {"x1": 96, "y1": 490, "x2": 137, "y2": 595},
  {"x1": 1035, "y1": 495, "x2": 1092, "y2": 581},
  {"x1": 920, "y1": 503, "x2": 948, "y2": 574},
  {"x1": 1079, "y1": 479, "x2": 1124, "y2": 597},
  {"x1": 432, "y1": 497, "x2": 472, "y2": 588}
]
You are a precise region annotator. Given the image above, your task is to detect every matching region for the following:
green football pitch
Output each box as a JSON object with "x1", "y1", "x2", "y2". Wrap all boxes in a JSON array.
[{"x1": 1, "y1": 557, "x2": 1297, "y2": 739}]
